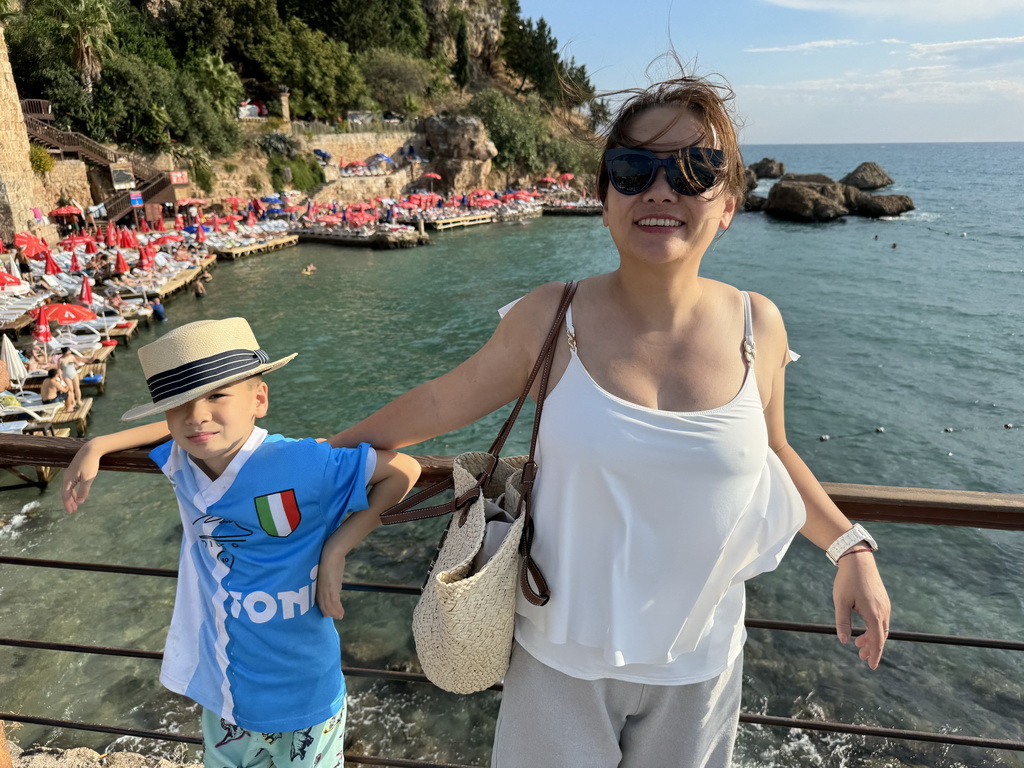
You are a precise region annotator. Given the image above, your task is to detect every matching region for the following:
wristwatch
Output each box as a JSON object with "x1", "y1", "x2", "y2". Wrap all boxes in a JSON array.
[{"x1": 826, "y1": 523, "x2": 878, "y2": 566}]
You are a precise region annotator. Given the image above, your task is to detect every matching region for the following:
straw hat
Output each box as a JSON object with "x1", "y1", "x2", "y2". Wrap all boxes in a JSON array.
[{"x1": 122, "y1": 317, "x2": 296, "y2": 420}]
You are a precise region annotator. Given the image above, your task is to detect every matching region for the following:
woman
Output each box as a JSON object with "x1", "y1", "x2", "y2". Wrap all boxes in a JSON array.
[
  {"x1": 57, "y1": 346, "x2": 90, "y2": 408},
  {"x1": 323, "y1": 74, "x2": 890, "y2": 766}
]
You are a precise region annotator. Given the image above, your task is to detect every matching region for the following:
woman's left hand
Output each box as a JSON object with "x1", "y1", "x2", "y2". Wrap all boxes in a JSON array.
[{"x1": 833, "y1": 553, "x2": 890, "y2": 669}]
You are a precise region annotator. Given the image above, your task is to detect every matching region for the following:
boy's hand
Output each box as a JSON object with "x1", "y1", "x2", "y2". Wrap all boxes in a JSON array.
[
  {"x1": 316, "y1": 545, "x2": 346, "y2": 620},
  {"x1": 62, "y1": 443, "x2": 102, "y2": 514}
]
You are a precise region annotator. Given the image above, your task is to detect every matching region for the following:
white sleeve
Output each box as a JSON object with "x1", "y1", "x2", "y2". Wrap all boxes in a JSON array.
[
  {"x1": 364, "y1": 448, "x2": 378, "y2": 484},
  {"x1": 497, "y1": 296, "x2": 524, "y2": 318}
]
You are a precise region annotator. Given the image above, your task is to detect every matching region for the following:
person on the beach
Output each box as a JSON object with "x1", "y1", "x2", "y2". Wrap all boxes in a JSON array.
[
  {"x1": 39, "y1": 369, "x2": 72, "y2": 409},
  {"x1": 193, "y1": 278, "x2": 206, "y2": 299},
  {"x1": 60, "y1": 317, "x2": 421, "y2": 768},
  {"x1": 57, "y1": 346, "x2": 90, "y2": 408},
  {"x1": 322, "y1": 71, "x2": 891, "y2": 766}
]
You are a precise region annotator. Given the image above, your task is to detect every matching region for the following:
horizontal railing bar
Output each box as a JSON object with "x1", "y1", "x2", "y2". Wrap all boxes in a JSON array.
[
  {"x1": 5, "y1": 707, "x2": 1021, "y2": 755},
  {"x1": 0, "y1": 556, "x2": 420, "y2": 593},
  {"x1": 0, "y1": 714, "x2": 481, "y2": 768},
  {"x1": 745, "y1": 619, "x2": 1024, "y2": 652},
  {"x1": 3, "y1": 435, "x2": 1022, "y2": 529},
  {"x1": 3, "y1": 559, "x2": 1022, "y2": 652},
  {"x1": 740, "y1": 713, "x2": 1024, "y2": 752}
]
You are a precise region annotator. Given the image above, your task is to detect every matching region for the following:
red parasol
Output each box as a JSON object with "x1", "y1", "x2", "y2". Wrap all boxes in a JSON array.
[
  {"x1": 106, "y1": 223, "x2": 117, "y2": 247},
  {"x1": 33, "y1": 319, "x2": 53, "y2": 344},
  {"x1": 138, "y1": 246, "x2": 155, "y2": 271},
  {"x1": 246, "y1": 210, "x2": 257, "y2": 227},
  {"x1": 79, "y1": 274, "x2": 93, "y2": 303},
  {"x1": 49, "y1": 205, "x2": 82, "y2": 217},
  {"x1": 69, "y1": 251, "x2": 81, "y2": 272},
  {"x1": 228, "y1": 218, "x2": 237, "y2": 233},
  {"x1": 208, "y1": 214, "x2": 220, "y2": 230},
  {"x1": 84, "y1": 239, "x2": 98, "y2": 255},
  {"x1": 0, "y1": 240, "x2": 6, "y2": 254},
  {"x1": 0, "y1": 272, "x2": 23, "y2": 289},
  {"x1": 152, "y1": 234, "x2": 183, "y2": 245},
  {"x1": 32, "y1": 303, "x2": 97, "y2": 325},
  {"x1": 196, "y1": 225, "x2": 207, "y2": 243},
  {"x1": 174, "y1": 214, "x2": 185, "y2": 231},
  {"x1": 539, "y1": 177, "x2": 556, "y2": 183},
  {"x1": 114, "y1": 250, "x2": 130, "y2": 274},
  {"x1": 559, "y1": 172, "x2": 575, "y2": 181},
  {"x1": 423, "y1": 172, "x2": 442, "y2": 180},
  {"x1": 44, "y1": 252, "x2": 63, "y2": 275},
  {"x1": 224, "y1": 196, "x2": 241, "y2": 211},
  {"x1": 156, "y1": 216, "x2": 167, "y2": 232},
  {"x1": 140, "y1": 217, "x2": 150, "y2": 234},
  {"x1": 119, "y1": 227, "x2": 133, "y2": 249}
]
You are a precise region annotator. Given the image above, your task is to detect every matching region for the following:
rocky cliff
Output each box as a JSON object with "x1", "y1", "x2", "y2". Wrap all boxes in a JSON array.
[{"x1": 421, "y1": 0, "x2": 505, "y2": 77}]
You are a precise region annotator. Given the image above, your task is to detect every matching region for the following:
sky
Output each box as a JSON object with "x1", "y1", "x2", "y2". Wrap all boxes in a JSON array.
[{"x1": 516, "y1": 0, "x2": 1024, "y2": 144}]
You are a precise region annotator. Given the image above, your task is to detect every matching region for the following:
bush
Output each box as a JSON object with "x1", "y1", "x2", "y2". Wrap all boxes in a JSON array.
[
  {"x1": 29, "y1": 143, "x2": 56, "y2": 174},
  {"x1": 267, "y1": 153, "x2": 323, "y2": 192},
  {"x1": 257, "y1": 132, "x2": 300, "y2": 158}
]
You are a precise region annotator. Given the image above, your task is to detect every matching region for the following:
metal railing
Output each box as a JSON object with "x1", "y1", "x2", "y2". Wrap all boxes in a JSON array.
[{"x1": 1, "y1": 433, "x2": 1023, "y2": 765}]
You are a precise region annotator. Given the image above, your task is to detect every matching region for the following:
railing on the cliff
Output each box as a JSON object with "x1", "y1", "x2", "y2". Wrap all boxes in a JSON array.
[
  {"x1": 19, "y1": 99, "x2": 52, "y2": 121},
  {"x1": 20, "y1": 117, "x2": 174, "y2": 223},
  {"x1": 1, "y1": 433, "x2": 1023, "y2": 767},
  {"x1": 291, "y1": 117, "x2": 424, "y2": 136}
]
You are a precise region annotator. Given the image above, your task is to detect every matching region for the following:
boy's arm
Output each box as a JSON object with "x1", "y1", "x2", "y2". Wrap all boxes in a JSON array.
[
  {"x1": 62, "y1": 420, "x2": 171, "y2": 513},
  {"x1": 316, "y1": 450, "x2": 421, "y2": 619}
]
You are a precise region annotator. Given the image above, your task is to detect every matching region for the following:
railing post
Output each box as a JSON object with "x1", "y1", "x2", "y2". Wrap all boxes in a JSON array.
[{"x1": 0, "y1": 721, "x2": 13, "y2": 768}]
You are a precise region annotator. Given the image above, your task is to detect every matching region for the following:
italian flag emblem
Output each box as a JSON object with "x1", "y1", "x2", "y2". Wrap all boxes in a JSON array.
[{"x1": 254, "y1": 490, "x2": 301, "y2": 537}]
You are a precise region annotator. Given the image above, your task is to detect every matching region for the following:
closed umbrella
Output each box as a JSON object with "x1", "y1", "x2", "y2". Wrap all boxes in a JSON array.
[
  {"x1": 84, "y1": 239, "x2": 97, "y2": 255},
  {"x1": 69, "y1": 251, "x2": 81, "y2": 272},
  {"x1": 0, "y1": 333, "x2": 28, "y2": 387},
  {"x1": 106, "y1": 223, "x2": 117, "y2": 247},
  {"x1": 140, "y1": 217, "x2": 150, "y2": 234},
  {"x1": 114, "y1": 251, "x2": 130, "y2": 274},
  {"x1": 196, "y1": 224, "x2": 207, "y2": 243},
  {"x1": 44, "y1": 252, "x2": 63, "y2": 275},
  {"x1": 156, "y1": 216, "x2": 167, "y2": 232},
  {"x1": 79, "y1": 274, "x2": 94, "y2": 304},
  {"x1": 32, "y1": 318, "x2": 54, "y2": 344}
]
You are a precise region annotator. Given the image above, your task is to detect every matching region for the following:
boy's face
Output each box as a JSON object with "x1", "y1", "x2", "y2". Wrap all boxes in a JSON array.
[{"x1": 164, "y1": 378, "x2": 268, "y2": 479}]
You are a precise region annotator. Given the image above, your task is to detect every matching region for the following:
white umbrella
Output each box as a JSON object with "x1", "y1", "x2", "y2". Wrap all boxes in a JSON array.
[{"x1": 1, "y1": 333, "x2": 29, "y2": 389}]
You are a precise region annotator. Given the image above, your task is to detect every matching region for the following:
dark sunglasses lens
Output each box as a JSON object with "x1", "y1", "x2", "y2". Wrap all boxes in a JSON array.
[
  {"x1": 668, "y1": 149, "x2": 724, "y2": 196},
  {"x1": 608, "y1": 154, "x2": 654, "y2": 195}
]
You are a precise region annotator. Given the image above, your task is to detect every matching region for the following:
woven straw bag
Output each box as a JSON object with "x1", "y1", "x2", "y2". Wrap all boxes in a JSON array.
[{"x1": 381, "y1": 282, "x2": 577, "y2": 694}]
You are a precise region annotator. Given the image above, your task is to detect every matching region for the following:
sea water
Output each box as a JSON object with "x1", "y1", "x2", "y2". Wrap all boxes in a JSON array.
[{"x1": 1, "y1": 142, "x2": 1022, "y2": 767}]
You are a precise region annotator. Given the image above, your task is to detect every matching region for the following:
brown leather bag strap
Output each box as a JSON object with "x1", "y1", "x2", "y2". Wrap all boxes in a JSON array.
[{"x1": 381, "y1": 282, "x2": 577, "y2": 527}]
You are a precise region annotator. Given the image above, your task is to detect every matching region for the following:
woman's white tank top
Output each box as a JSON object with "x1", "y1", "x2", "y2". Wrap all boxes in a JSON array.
[{"x1": 514, "y1": 291, "x2": 806, "y2": 684}]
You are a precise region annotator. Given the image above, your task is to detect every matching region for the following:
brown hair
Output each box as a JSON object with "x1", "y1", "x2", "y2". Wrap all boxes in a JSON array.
[{"x1": 594, "y1": 73, "x2": 746, "y2": 204}]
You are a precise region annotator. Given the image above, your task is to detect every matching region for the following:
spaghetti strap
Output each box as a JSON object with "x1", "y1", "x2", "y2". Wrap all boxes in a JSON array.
[
  {"x1": 740, "y1": 291, "x2": 756, "y2": 364},
  {"x1": 565, "y1": 303, "x2": 578, "y2": 354}
]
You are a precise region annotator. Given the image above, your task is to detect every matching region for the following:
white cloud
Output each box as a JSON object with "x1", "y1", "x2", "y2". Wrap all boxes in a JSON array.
[
  {"x1": 909, "y1": 36, "x2": 1024, "y2": 57},
  {"x1": 745, "y1": 39, "x2": 865, "y2": 53},
  {"x1": 761, "y1": 0, "x2": 1024, "y2": 21}
]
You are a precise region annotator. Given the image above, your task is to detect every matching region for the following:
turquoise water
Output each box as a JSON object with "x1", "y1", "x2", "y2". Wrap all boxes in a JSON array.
[{"x1": 1, "y1": 142, "x2": 1022, "y2": 767}]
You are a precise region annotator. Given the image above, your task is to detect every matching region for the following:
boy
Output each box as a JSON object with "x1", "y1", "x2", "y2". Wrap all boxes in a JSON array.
[
  {"x1": 62, "y1": 317, "x2": 420, "y2": 768},
  {"x1": 40, "y1": 368, "x2": 73, "y2": 409}
]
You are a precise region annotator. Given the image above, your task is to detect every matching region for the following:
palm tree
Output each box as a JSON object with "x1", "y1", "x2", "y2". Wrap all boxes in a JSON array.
[
  {"x1": 45, "y1": 0, "x2": 115, "y2": 94},
  {"x1": 191, "y1": 53, "x2": 244, "y2": 118}
]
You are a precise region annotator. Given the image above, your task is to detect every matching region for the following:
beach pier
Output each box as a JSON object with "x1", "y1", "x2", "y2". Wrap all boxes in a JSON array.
[
  {"x1": 211, "y1": 234, "x2": 299, "y2": 261},
  {"x1": 292, "y1": 228, "x2": 430, "y2": 249}
]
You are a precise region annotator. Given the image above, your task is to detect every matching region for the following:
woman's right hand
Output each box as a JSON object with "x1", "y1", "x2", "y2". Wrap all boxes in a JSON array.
[{"x1": 62, "y1": 442, "x2": 101, "y2": 514}]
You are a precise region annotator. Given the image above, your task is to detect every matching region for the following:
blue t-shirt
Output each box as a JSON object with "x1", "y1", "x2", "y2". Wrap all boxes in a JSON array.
[{"x1": 151, "y1": 427, "x2": 372, "y2": 732}]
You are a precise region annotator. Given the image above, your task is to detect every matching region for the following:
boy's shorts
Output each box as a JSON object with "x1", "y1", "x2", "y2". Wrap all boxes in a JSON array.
[{"x1": 201, "y1": 700, "x2": 346, "y2": 768}]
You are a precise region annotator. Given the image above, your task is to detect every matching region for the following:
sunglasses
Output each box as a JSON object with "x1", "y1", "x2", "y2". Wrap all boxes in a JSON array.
[{"x1": 604, "y1": 147, "x2": 725, "y2": 197}]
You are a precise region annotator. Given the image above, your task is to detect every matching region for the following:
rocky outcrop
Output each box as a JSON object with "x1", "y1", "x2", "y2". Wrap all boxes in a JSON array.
[
  {"x1": 779, "y1": 173, "x2": 836, "y2": 185},
  {"x1": 744, "y1": 168, "x2": 757, "y2": 192},
  {"x1": 421, "y1": 0, "x2": 505, "y2": 77},
  {"x1": 748, "y1": 157, "x2": 785, "y2": 178},
  {"x1": 840, "y1": 162, "x2": 893, "y2": 190},
  {"x1": 743, "y1": 194, "x2": 766, "y2": 212},
  {"x1": 764, "y1": 179, "x2": 914, "y2": 222},
  {"x1": 423, "y1": 114, "x2": 496, "y2": 192}
]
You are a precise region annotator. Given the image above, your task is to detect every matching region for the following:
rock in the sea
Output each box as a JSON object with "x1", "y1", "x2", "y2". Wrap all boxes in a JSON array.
[
  {"x1": 853, "y1": 192, "x2": 915, "y2": 218},
  {"x1": 748, "y1": 158, "x2": 785, "y2": 178},
  {"x1": 764, "y1": 180, "x2": 856, "y2": 222},
  {"x1": 779, "y1": 172, "x2": 837, "y2": 185},
  {"x1": 840, "y1": 162, "x2": 893, "y2": 190},
  {"x1": 743, "y1": 194, "x2": 767, "y2": 212},
  {"x1": 744, "y1": 168, "x2": 757, "y2": 192}
]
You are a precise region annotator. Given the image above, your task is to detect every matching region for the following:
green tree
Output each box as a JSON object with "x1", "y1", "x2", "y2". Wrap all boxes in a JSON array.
[
  {"x1": 276, "y1": 0, "x2": 427, "y2": 57},
  {"x1": 189, "y1": 53, "x2": 244, "y2": 119},
  {"x1": 359, "y1": 48, "x2": 433, "y2": 114},
  {"x1": 469, "y1": 88, "x2": 544, "y2": 178},
  {"x1": 42, "y1": 0, "x2": 115, "y2": 93},
  {"x1": 452, "y1": 11, "x2": 471, "y2": 91}
]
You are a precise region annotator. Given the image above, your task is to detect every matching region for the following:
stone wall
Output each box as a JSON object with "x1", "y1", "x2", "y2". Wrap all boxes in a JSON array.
[
  {"x1": 0, "y1": 26, "x2": 56, "y2": 242},
  {"x1": 38, "y1": 159, "x2": 94, "y2": 209},
  {"x1": 298, "y1": 131, "x2": 427, "y2": 167}
]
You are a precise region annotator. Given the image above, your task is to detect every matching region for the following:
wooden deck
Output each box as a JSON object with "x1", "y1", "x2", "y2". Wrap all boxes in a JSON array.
[
  {"x1": 106, "y1": 319, "x2": 138, "y2": 345},
  {"x1": 425, "y1": 213, "x2": 494, "y2": 231},
  {"x1": 50, "y1": 397, "x2": 92, "y2": 436},
  {"x1": 212, "y1": 234, "x2": 299, "y2": 260},
  {"x1": 0, "y1": 313, "x2": 34, "y2": 334},
  {"x1": 293, "y1": 230, "x2": 430, "y2": 250},
  {"x1": 0, "y1": 426, "x2": 71, "y2": 492},
  {"x1": 121, "y1": 254, "x2": 217, "y2": 301}
]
